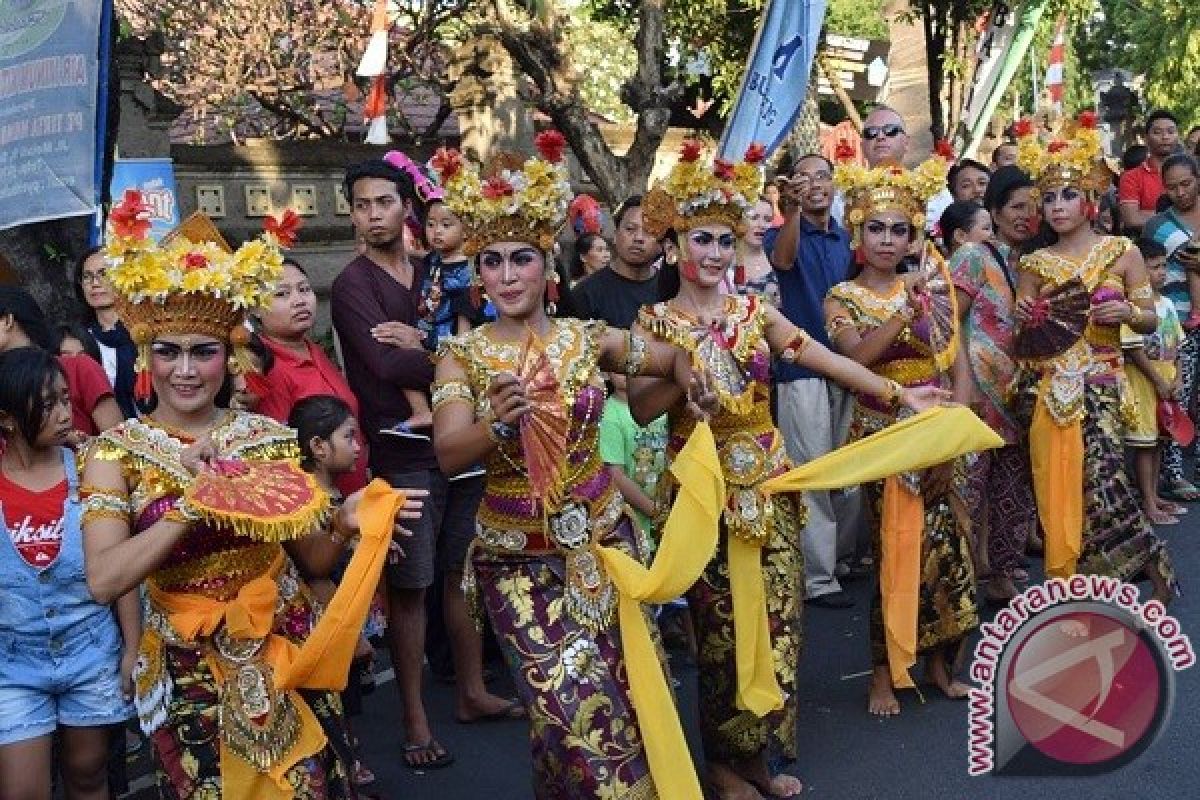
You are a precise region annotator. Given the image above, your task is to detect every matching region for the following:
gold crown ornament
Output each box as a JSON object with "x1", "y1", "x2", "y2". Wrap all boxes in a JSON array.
[
  {"x1": 641, "y1": 141, "x2": 767, "y2": 240},
  {"x1": 833, "y1": 155, "x2": 950, "y2": 249},
  {"x1": 1014, "y1": 111, "x2": 1110, "y2": 194},
  {"x1": 434, "y1": 131, "x2": 574, "y2": 257},
  {"x1": 103, "y1": 191, "x2": 298, "y2": 399}
]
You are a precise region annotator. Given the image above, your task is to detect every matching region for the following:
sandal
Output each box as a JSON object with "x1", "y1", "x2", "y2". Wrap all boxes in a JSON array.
[
  {"x1": 353, "y1": 761, "x2": 376, "y2": 786},
  {"x1": 1147, "y1": 510, "x2": 1180, "y2": 525},
  {"x1": 403, "y1": 740, "x2": 455, "y2": 770},
  {"x1": 1159, "y1": 501, "x2": 1188, "y2": 515},
  {"x1": 1161, "y1": 479, "x2": 1200, "y2": 502}
]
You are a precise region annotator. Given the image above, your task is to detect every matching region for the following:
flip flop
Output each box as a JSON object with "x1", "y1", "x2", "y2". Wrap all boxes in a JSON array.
[
  {"x1": 1147, "y1": 510, "x2": 1180, "y2": 525},
  {"x1": 1161, "y1": 479, "x2": 1200, "y2": 502},
  {"x1": 403, "y1": 740, "x2": 455, "y2": 770},
  {"x1": 455, "y1": 698, "x2": 526, "y2": 724},
  {"x1": 746, "y1": 773, "x2": 804, "y2": 799}
]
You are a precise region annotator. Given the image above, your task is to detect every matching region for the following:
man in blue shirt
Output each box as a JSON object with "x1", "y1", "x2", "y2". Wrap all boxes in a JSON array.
[{"x1": 765, "y1": 153, "x2": 860, "y2": 608}]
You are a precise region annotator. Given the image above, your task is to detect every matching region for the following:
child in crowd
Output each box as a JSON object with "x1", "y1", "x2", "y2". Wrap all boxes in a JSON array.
[
  {"x1": 939, "y1": 200, "x2": 994, "y2": 255},
  {"x1": 1123, "y1": 240, "x2": 1186, "y2": 524},
  {"x1": 289, "y1": 394, "x2": 387, "y2": 789},
  {"x1": 598, "y1": 372, "x2": 668, "y2": 553},
  {"x1": 229, "y1": 330, "x2": 273, "y2": 412},
  {"x1": 52, "y1": 323, "x2": 103, "y2": 365},
  {"x1": 0, "y1": 347, "x2": 136, "y2": 798}
]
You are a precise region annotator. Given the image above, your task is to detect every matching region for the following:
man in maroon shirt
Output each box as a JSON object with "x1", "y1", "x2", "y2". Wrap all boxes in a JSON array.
[{"x1": 332, "y1": 159, "x2": 517, "y2": 770}]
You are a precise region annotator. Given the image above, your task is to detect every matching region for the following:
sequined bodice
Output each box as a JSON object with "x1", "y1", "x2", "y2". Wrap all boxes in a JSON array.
[
  {"x1": 87, "y1": 412, "x2": 300, "y2": 600},
  {"x1": 439, "y1": 319, "x2": 615, "y2": 535}
]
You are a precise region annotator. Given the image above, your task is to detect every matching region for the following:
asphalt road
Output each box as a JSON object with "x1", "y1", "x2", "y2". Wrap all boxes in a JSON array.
[{"x1": 124, "y1": 506, "x2": 1200, "y2": 799}]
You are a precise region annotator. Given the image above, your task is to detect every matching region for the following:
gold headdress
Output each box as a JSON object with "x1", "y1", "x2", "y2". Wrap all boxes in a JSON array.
[
  {"x1": 435, "y1": 131, "x2": 574, "y2": 257},
  {"x1": 833, "y1": 156, "x2": 949, "y2": 248},
  {"x1": 103, "y1": 192, "x2": 295, "y2": 398},
  {"x1": 641, "y1": 140, "x2": 766, "y2": 240},
  {"x1": 1014, "y1": 111, "x2": 1109, "y2": 194}
]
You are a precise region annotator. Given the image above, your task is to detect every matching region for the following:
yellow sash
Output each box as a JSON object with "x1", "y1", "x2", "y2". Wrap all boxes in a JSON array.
[
  {"x1": 596, "y1": 422, "x2": 724, "y2": 800},
  {"x1": 1029, "y1": 400, "x2": 1084, "y2": 578},
  {"x1": 150, "y1": 480, "x2": 404, "y2": 800}
]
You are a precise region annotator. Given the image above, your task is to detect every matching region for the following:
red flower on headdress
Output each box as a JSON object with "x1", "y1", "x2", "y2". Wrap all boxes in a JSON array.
[
  {"x1": 1048, "y1": 140, "x2": 1068, "y2": 154},
  {"x1": 534, "y1": 130, "x2": 568, "y2": 164},
  {"x1": 933, "y1": 138, "x2": 955, "y2": 160},
  {"x1": 430, "y1": 147, "x2": 463, "y2": 181},
  {"x1": 680, "y1": 139, "x2": 704, "y2": 163},
  {"x1": 713, "y1": 158, "x2": 735, "y2": 181},
  {"x1": 1012, "y1": 117, "x2": 1034, "y2": 138},
  {"x1": 109, "y1": 189, "x2": 152, "y2": 240},
  {"x1": 1078, "y1": 110, "x2": 1098, "y2": 130},
  {"x1": 264, "y1": 209, "x2": 301, "y2": 249},
  {"x1": 482, "y1": 175, "x2": 515, "y2": 199},
  {"x1": 743, "y1": 143, "x2": 767, "y2": 164},
  {"x1": 183, "y1": 252, "x2": 209, "y2": 271},
  {"x1": 834, "y1": 138, "x2": 856, "y2": 163}
]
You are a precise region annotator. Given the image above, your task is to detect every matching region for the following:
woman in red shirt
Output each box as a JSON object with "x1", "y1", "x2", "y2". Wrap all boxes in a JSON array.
[{"x1": 255, "y1": 259, "x2": 369, "y2": 494}]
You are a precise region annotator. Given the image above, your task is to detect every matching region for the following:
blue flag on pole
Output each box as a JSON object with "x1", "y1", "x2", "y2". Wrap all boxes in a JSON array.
[{"x1": 718, "y1": 0, "x2": 827, "y2": 160}]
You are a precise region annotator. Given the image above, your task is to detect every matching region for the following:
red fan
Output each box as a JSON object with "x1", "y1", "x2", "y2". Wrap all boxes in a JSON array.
[
  {"x1": 1157, "y1": 400, "x2": 1196, "y2": 447},
  {"x1": 184, "y1": 459, "x2": 329, "y2": 542},
  {"x1": 1012, "y1": 278, "x2": 1090, "y2": 359},
  {"x1": 516, "y1": 329, "x2": 571, "y2": 505}
]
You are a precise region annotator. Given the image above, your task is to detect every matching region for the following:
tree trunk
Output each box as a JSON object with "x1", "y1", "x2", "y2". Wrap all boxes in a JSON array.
[
  {"x1": 923, "y1": 2, "x2": 946, "y2": 142},
  {"x1": 0, "y1": 217, "x2": 91, "y2": 324},
  {"x1": 485, "y1": 0, "x2": 677, "y2": 208}
]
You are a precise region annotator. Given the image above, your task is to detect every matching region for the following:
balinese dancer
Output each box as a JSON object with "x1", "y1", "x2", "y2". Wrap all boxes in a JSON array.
[
  {"x1": 81, "y1": 200, "x2": 423, "y2": 800},
  {"x1": 430, "y1": 132, "x2": 724, "y2": 799},
  {"x1": 1011, "y1": 112, "x2": 1177, "y2": 603},
  {"x1": 824, "y1": 155, "x2": 982, "y2": 718},
  {"x1": 629, "y1": 141, "x2": 982, "y2": 798}
]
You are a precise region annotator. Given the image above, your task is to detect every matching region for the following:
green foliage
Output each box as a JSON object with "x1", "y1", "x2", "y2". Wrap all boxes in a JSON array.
[
  {"x1": 824, "y1": 0, "x2": 888, "y2": 40},
  {"x1": 1075, "y1": 0, "x2": 1200, "y2": 128}
]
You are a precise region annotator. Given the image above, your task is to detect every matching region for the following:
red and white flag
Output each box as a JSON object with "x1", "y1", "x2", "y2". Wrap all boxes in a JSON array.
[
  {"x1": 1044, "y1": 14, "x2": 1066, "y2": 112},
  {"x1": 357, "y1": 0, "x2": 391, "y2": 144}
]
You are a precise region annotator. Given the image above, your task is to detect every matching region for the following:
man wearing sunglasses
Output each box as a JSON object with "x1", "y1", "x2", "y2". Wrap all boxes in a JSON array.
[
  {"x1": 860, "y1": 106, "x2": 910, "y2": 168},
  {"x1": 766, "y1": 154, "x2": 861, "y2": 609}
]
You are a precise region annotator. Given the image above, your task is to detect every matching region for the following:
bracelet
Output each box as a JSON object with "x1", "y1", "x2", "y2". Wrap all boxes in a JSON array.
[
  {"x1": 485, "y1": 417, "x2": 518, "y2": 445},
  {"x1": 163, "y1": 498, "x2": 201, "y2": 525},
  {"x1": 623, "y1": 331, "x2": 649, "y2": 378},
  {"x1": 780, "y1": 331, "x2": 810, "y2": 363},
  {"x1": 878, "y1": 378, "x2": 903, "y2": 405}
]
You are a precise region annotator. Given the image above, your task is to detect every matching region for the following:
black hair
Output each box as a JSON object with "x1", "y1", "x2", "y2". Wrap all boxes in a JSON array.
[
  {"x1": 947, "y1": 159, "x2": 990, "y2": 193},
  {"x1": 613, "y1": 195, "x2": 643, "y2": 229},
  {"x1": 1099, "y1": 189, "x2": 1123, "y2": 236},
  {"x1": 1146, "y1": 109, "x2": 1179, "y2": 131},
  {"x1": 281, "y1": 257, "x2": 309, "y2": 277},
  {"x1": 571, "y1": 232, "x2": 606, "y2": 281},
  {"x1": 1162, "y1": 153, "x2": 1200, "y2": 182},
  {"x1": 656, "y1": 232, "x2": 682, "y2": 302},
  {"x1": 939, "y1": 201, "x2": 987, "y2": 252},
  {"x1": 990, "y1": 140, "x2": 1018, "y2": 163},
  {"x1": 53, "y1": 322, "x2": 103, "y2": 363},
  {"x1": 342, "y1": 159, "x2": 418, "y2": 206},
  {"x1": 791, "y1": 152, "x2": 833, "y2": 174},
  {"x1": 246, "y1": 330, "x2": 275, "y2": 376},
  {"x1": 288, "y1": 394, "x2": 354, "y2": 469},
  {"x1": 0, "y1": 286, "x2": 53, "y2": 351},
  {"x1": 549, "y1": 254, "x2": 580, "y2": 319},
  {"x1": 982, "y1": 165, "x2": 1034, "y2": 213},
  {"x1": 74, "y1": 245, "x2": 105, "y2": 326},
  {"x1": 1121, "y1": 144, "x2": 1148, "y2": 172},
  {"x1": 1137, "y1": 238, "x2": 1168, "y2": 262},
  {"x1": 0, "y1": 346, "x2": 66, "y2": 445}
]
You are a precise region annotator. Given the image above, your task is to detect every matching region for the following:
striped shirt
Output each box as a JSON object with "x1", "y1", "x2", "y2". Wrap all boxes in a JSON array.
[{"x1": 1144, "y1": 209, "x2": 1195, "y2": 315}]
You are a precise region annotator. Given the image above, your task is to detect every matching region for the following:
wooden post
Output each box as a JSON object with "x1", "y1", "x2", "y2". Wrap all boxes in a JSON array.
[{"x1": 817, "y1": 50, "x2": 863, "y2": 133}]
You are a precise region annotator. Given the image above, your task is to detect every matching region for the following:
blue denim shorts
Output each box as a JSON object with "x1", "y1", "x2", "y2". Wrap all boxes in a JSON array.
[{"x1": 0, "y1": 620, "x2": 134, "y2": 745}]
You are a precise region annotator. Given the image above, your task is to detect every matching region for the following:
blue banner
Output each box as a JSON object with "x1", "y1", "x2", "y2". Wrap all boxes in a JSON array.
[
  {"x1": 0, "y1": 0, "x2": 104, "y2": 230},
  {"x1": 718, "y1": 0, "x2": 827, "y2": 160},
  {"x1": 110, "y1": 158, "x2": 181, "y2": 242}
]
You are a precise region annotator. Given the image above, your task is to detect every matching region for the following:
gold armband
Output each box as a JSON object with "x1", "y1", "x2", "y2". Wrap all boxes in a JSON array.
[
  {"x1": 432, "y1": 380, "x2": 474, "y2": 412},
  {"x1": 623, "y1": 331, "x2": 649, "y2": 378}
]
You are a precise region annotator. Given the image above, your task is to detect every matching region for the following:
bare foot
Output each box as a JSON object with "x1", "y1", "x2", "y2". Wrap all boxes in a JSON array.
[
  {"x1": 868, "y1": 665, "x2": 900, "y2": 716},
  {"x1": 707, "y1": 761, "x2": 763, "y2": 800},
  {"x1": 926, "y1": 651, "x2": 970, "y2": 700},
  {"x1": 455, "y1": 692, "x2": 526, "y2": 723},
  {"x1": 403, "y1": 411, "x2": 434, "y2": 430},
  {"x1": 731, "y1": 754, "x2": 803, "y2": 799}
]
